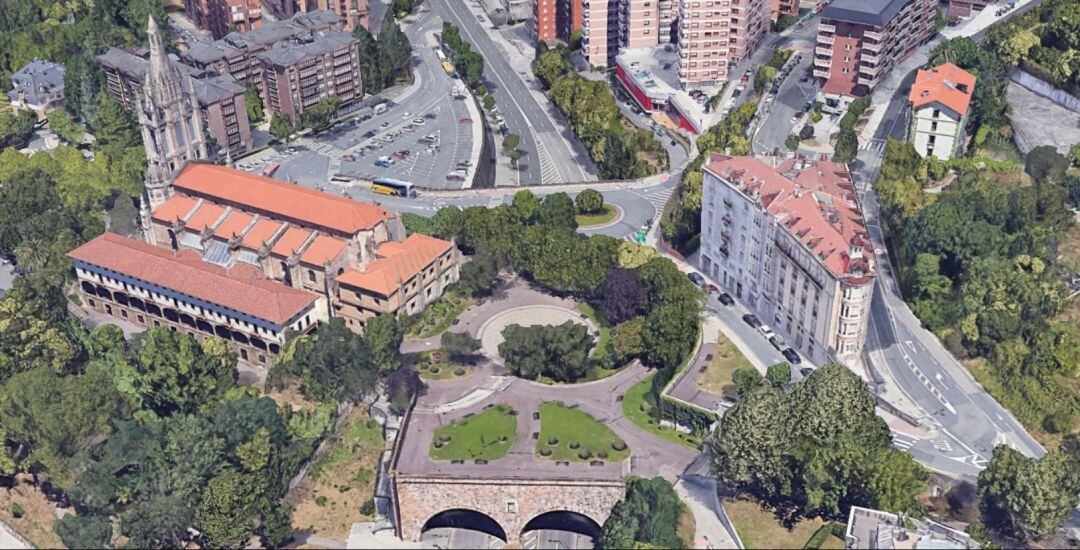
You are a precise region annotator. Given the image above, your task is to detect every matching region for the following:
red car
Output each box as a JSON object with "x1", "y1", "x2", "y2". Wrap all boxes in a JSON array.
[
  {"x1": 705, "y1": 283, "x2": 720, "y2": 294},
  {"x1": 459, "y1": 117, "x2": 472, "y2": 124}
]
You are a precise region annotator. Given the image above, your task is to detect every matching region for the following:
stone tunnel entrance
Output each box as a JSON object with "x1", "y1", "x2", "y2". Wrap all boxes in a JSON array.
[
  {"x1": 420, "y1": 509, "x2": 507, "y2": 549},
  {"x1": 520, "y1": 511, "x2": 602, "y2": 549}
]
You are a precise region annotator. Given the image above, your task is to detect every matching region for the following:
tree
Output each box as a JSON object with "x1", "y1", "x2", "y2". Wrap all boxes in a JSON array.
[
  {"x1": 195, "y1": 469, "x2": 257, "y2": 547},
  {"x1": 498, "y1": 321, "x2": 593, "y2": 382},
  {"x1": 766, "y1": 362, "x2": 791, "y2": 387},
  {"x1": 353, "y1": 24, "x2": 386, "y2": 93},
  {"x1": 1025, "y1": 145, "x2": 1069, "y2": 183},
  {"x1": 785, "y1": 134, "x2": 800, "y2": 150},
  {"x1": 377, "y1": 20, "x2": 412, "y2": 86},
  {"x1": 710, "y1": 386, "x2": 795, "y2": 498},
  {"x1": 575, "y1": 188, "x2": 604, "y2": 215},
  {"x1": 599, "y1": 477, "x2": 681, "y2": 549},
  {"x1": 270, "y1": 318, "x2": 378, "y2": 402},
  {"x1": 245, "y1": 87, "x2": 264, "y2": 123},
  {"x1": 539, "y1": 192, "x2": 578, "y2": 229},
  {"x1": 483, "y1": 94, "x2": 496, "y2": 111},
  {"x1": 364, "y1": 313, "x2": 403, "y2": 375},
  {"x1": 978, "y1": 446, "x2": 1080, "y2": 540},
  {"x1": 384, "y1": 364, "x2": 420, "y2": 414},
  {"x1": 0, "y1": 110, "x2": 37, "y2": 149},
  {"x1": 269, "y1": 114, "x2": 294, "y2": 143},
  {"x1": 732, "y1": 366, "x2": 763, "y2": 396},
  {"x1": 431, "y1": 206, "x2": 464, "y2": 240},
  {"x1": 54, "y1": 514, "x2": 112, "y2": 549},
  {"x1": 300, "y1": 97, "x2": 340, "y2": 132},
  {"x1": 799, "y1": 124, "x2": 815, "y2": 140},
  {"x1": 502, "y1": 132, "x2": 520, "y2": 155},
  {"x1": 91, "y1": 91, "x2": 137, "y2": 157},
  {"x1": 47, "y1": 109, "x2": 85, "y2": 144},
  {"x1": 790, "y1": 364, "x2": 889, "y2": 446},
  {"x1": 459, "y1": 250, "x2": 502, "y2": 296},
  {"x1": 133, "y1": 328, "x2": 238, "y2": 416},
  {"x1": 602, "y1": 268, "x2": 645, "y2": 324},
  {"x1": 611, "y1": 317, "x2": 645, "y2": 363},
  {"x1": 754, "y1": 65, "x2": 777, "y2": 93},
  {"x1": 833, "y1": 129, "x2": 858, "y2": 163},
  {"x1": 441, "y1": 331, "x2": 480, "y2": 359},
  {"x1": 260, "y1": 503, "x2": 293, "y2": 548}
]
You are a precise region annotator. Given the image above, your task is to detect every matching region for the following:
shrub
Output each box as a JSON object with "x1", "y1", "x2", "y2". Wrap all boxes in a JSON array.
[
  {"x1": 612, "y1": 439, "x2": 627, "y2": 451},
  {"x1": 315, "y1": 496, "x2": 328, "y2": 507},
  {"x1": 11, "y1": 503, "x2": 24, "y2": 518},
  {"x1": 428, "y1": 366, "x2": 441, "y2": 375},
  {"x1": 453, "y1": 367, "x2": 466, "y2": 376},
  {"x1": 439, "y1": 433, "x2": 451, "y2": 442},
  {"x1": 575, "y1": 188, "x2": 604, "y2": 214},
  {"x1": 539, "y1": 446, "x2": 553, "y2": 456},
  {"x1": 578, "y1": 450, "x2": 592, "y2": 460},
  {"x1": 597, "y1": 449, "x2": 609, "y2": 459},
  {"x1": 360, "y1": 498, "x2": 376, "y2": 516},
  {"x1": 569, "y1": 441, "x2": 581, "y2": 449},
  {"x1": 548, "y1": 436, "x2": 559, "y2": 445}
]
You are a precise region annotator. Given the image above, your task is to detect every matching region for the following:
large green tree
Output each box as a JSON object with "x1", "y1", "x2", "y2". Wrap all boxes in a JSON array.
[
  {"x1": 978, "y1": 446, "x2": 1080, "y2": 540},
  {"x1": 270, "y1": 317, "x2": 378, "y2": 402},
  {"x1": 498, "y1": 321, "x2": 593, "y2": 382},
  {"x1": 133, "y1": 328, "x2": 238, "y2": 416}
]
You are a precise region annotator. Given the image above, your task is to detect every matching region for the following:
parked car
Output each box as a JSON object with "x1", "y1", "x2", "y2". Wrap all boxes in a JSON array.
[
  {"x1": 758, "y1": 324, "x2": 776, "y2": 340},
  {"x1": 799, "y1": 366, "x2": 814, "y2": 377},
  {"x1": 742, "y1": 314, "x2": 761, "y2": 329},
  {"x1": 412, "y1": 118, "x2": 426, "y2": 125},
  {"x1": 783, "y1": 348, "x2": 802, "y2": 364},
  {"x1": 363, "y1": 130, "x2": 376, "y2": 138},
  {"x1": 341, "y1": 154, "x2": 356, "y2": 162},
  {"x1": 446, "y1": 172, "x2": 465, "y2": 182},
  {"x1": 459, "y1": 117, "x2": 473, "y2": 124},
  {"x1": 392, "y1": 149, "x2": 410, "y2": 160},
  {"x1": 717, "y1": 293, "x2": 734, "y2": 306},
  {"x1": 769, "y1": 334, "x2": 786, "y2": 351},
  {"x1": 687, "y1": 272, "x2": 706, "y2": 287},
  {"x1": 705, "y1": 283, "x2": 720, "y2": 294}
]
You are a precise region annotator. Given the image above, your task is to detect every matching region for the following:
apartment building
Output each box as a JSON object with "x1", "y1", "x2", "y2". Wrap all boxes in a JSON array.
[
  {"x1": 617, "y1": 0, "x2": 675, "y2": 48},
  {"x1": 262, "y1": 0, "x2": 297, "y2": 20},
  {"x1": 556, "y1": 0, "x2": 583, "y2": 43},
  {"x1": 257, "y1": 31, "x2": 362, "y2": 124},
  {"x1": 533, "y1": 0, "x2": 560, "y2": 43},
  {"x1": 699, "y1": 154, "x2": 876, "y2": 366},
  {"x1": 581, "y1": 0, "x2": 620, "y2": 67},
  {"x1": 676, "y1": 0, "x2": 769, "y2": 88},
  {"x1": 185, "y1": 0, "x2": 263, "y2": 40},
  {"x1": 297, "y1": 0, "x2": 369, "y2": 32},
  {"x1": 770, "y1": 0, "x2": 798, "y2": 21},
  {"x1": 181, "y1": 10, "x2": 345, "y2": 93},
  {"x1": 909, "y1": 63, "x2": 975, "y2": 160},
  {"x1": 814, "y1": 0, "x2": 935, "y2": 107},
  {"x1": 98, "y1": 48, "x2": 254, "y2": 157}
]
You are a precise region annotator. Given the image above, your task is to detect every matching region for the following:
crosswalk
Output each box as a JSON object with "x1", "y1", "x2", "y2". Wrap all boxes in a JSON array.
[
  {"x1": 533, "y1": 133, "x2": 560, "y2": 184},
  {"x1": 637, "y1": 186, "x2": 675, "y2": 213},
  {"x1": 891, "y1": 433, "x2": 918, "y2": 451},
  {"x1": 297, "y1": 140, "x2": 348, "y2": 159},
  {"x1": 859, "y1": 139, "x2": 886, "y2": 153}
]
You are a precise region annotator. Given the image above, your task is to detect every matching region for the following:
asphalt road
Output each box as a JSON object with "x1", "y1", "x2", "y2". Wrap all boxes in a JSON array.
[
  {"x1": 750, "y1": 19, "x2": 823, "y2": 154},
  {"x1": 428, "y1": 0, "x2": 596, "y2": 184}
]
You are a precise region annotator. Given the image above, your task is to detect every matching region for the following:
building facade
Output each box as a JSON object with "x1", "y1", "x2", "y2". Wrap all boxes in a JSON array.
[
  {"x1": 618, "y1": 0, "x2": 675, "y2": 49},
  {"x1": 946, "y1": 0, "x2": 988, "y2": 20},
  {"x1": 814, "y1": 0, "x2": 935, "y2": 107},
  {"x1": 533, "y1": 0, "x2": 560, "y2": 43},
  {"x1": 7, "y1": 60, "x2": 66, "y2": 115},
  {"x1": 581, "y1": 0, "x2": 619, "y2": 67},
  {"x1": 769, "y1": 0, "x2": 798, "y2": 21},
  {"x1": 256, "y1": 31, "x2": 362, "y2": 124},
  {"x1": 138, "y1": 16, "x2": 211, "y2": 230},
  {"x1": 262, "y1": 0, "x2": 297, "y2": 20},
  {"x1": 297, "y1": 0, "x2": 369, "y2": 32},
  {"x1": 185, "y1": 0, "x2": 263, "y2": 40},
  {"x1": 676, "y1": 0, "x2": 769, "y2": 88},
  {"x1": 98, "y1": 47, "x2": 254, "y2": 158},
  {"x1": 556, "y1": 0, "x2": 583, "y2": 43},
  {"x1": 909, "y1": 63, "x2": 975, "y2": 161},
  {"x1": 699, "y1": 154, "x2": 875, "y2": 366},
  {"x1": 505, "y1": 0, "x2": 532, "y2": 22}
]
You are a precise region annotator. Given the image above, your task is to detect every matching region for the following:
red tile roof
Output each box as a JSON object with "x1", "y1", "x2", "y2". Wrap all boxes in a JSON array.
[
  {"x1": 241, "y1": 219, "x2": 284, "y2": 250},
  {"x1": 338, "y1": 233, "x2": 452, "y2": 296},
  {"x1": 705, "y1": 154, "x2": 874, "y2": 280},
  {"x1": 270, "y1": 226, "x2": 313, "y2": 257},
  {"x1": 214, "y1": 211, "x2": 254, "y2": 239},
  {"x1": 151, "y1": 195, "x2": 198, "y2": 223},
  {"x1": 68, "y1": 232, "x2": 318, "y2": 325},
  {"x1": 173, "y1": 163, "x2": 391, "y2": 235},
  {"x1": 300, "y1": 235, "x2": 348, "y2": 267},
  {"x1": 909, "y1": 63, "x2": 976, "y2": 115},
  {"x1": 185, "y1": 202, "x2": 226, "y2": 232}
]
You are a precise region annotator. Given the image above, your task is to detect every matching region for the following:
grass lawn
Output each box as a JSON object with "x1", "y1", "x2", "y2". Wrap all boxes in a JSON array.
[
  {"x1": 575, "y1": 204, "x2": 618, "y2": 227},
  {"x1": 622, "y1": 375, "x2": 703, "y2": 450},
  {"x1": 696, "y1": 336, "x2": 754, "y2": 396},
  {"x1": 537, "y1": 401, "x2": 631, "y2": 462},
  {"x1": 431, "y1": 404, "x2": 517, "y2": 461},
  {"x1": 412, "y1": 349, "x2": 473, "y2": 381},
  {"x1": 289, "y1": 406, "x2": 385, "y2": 540},
  {"x1": 677, "y1": 501, "x2": 697, "y2": 548},
  {"x1": 405, "y1": 289, "x2": 473, "y2": 338},
  {"x1": 723, "y1": 497, "x2": 828, "y2": 550}
]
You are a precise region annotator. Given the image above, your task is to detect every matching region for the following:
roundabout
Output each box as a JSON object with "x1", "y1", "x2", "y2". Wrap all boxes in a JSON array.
[{"x1": 476, "y1": 304, "x2": 598, "y2": 364}]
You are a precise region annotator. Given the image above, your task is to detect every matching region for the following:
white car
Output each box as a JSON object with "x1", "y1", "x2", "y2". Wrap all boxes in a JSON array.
[
  {"x1": 401, "y1": 111, "x2": 412, "y2": 119},
  {"x1": 758, "y1": 324, "x2": 776, "y2": 340}
]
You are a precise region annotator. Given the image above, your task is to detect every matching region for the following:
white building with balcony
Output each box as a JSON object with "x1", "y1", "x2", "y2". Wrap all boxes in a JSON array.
[
  {"x1": 699, "y1": 154, "x2": 876, "y2": 366},
  {"x1": 908, "y1": 63, "x2": 976, "y2": 161}
]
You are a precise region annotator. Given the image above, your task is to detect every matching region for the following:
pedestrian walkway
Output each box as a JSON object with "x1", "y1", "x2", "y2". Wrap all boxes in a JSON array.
[{"x1": 675, "y1": 476, "x2": 742, "y2": 549}]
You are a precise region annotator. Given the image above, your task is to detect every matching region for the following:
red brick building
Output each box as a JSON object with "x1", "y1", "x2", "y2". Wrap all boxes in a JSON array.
[{"x1": 185, "y1": 0, "x2": 263, "y2": 40}]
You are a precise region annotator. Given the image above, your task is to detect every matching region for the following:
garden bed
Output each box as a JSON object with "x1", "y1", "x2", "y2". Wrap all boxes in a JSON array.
[
  {"x1": 536, "y1": 402, "x2": 630, "y2": 462},
  {"x1": 622, "y1": 375, "x2": 703, "y2": 450},
  {"x1": 695, "y1": 336, "x2": 754, "y2": 396},
  {"x1": 575, "y1": 204, "x2": 618, "y2": 227},
  {"x1": 430, "y1": 404, "x2": 517, "y2": 461},
  {"x1": 411, "y1": 349, "x2": 474, "y2": 381},
  {"x1": 404, "y1": 289, "x2": 472, "y2": 339}
]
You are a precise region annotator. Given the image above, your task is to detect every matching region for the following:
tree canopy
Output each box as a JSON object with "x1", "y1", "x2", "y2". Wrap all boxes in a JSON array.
[
  {"x1": 499, "y1": 321, "x2": 593, "y2": 382},
  {"x1": 599, "y1": 477, "x2": 683, "y2": 549}
]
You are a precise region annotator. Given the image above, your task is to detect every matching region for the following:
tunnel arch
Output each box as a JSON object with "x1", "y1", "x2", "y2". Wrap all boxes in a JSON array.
[
  {"x1": 421, "y1": 508, "x2": 508, "y2": 542},
  {"x1": 521, "y1": 510, "x2": 603, "y2": 540}
]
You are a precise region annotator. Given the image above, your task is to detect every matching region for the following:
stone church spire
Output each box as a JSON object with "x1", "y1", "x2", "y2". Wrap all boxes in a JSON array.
[{"x1": 137, "y1": 15, "x2": 209, "y2": 242}]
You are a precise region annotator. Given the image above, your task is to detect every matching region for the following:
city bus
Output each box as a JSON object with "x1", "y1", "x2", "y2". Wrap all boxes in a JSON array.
[
  {"x1": 441, "y1": 61, "x2": 455, "y2": 76},
  {"x1": 261, "y1": 162, "x2": 279, "y2": 177},
  {"x1": 372, "y1": 178, "x2": 416, "y2": 197}
]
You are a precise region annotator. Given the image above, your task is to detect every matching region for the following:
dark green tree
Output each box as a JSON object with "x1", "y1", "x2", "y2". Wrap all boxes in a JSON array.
[
  {"x1": 833, "y1": 129, "x2": 858, "y2": 163},
  {"x1": 54, "y1": 513, "x2": 112, "y2": 549},
  {"x1": 245, "y1": 87, "x2": 264, "y2": 123},
  {"x1": 1024, "y1": 145, "x2": 1069, "y2": 183},
  {"x1": 270, "y1": 318, "x2": 378, "y2": 402},
  {"x1": 458, "y1": 249, "x2": 502, "y2": 296},
  {"x1": 364, "y1": 313, "x2": 403, "y2": 375},
  {"x1": 978, "y1": 446, "x2": 1080, "y2": 540},
  {"x1": 441, "y1": 331, "x2": 480, "y2": 359},
  {"x1": 269, "y1": 114, "x2": 294, "y2": 143},
  {"x1": 538, "y1": 192, "x2": 578, "y2": 229},
  {"x1": 133, "y1": 329, "x2": 238, "y2": 416},
  {"x1": 732, "y1": 366, "x2": 763, "y2": 396},
  {"x1": 91, "y1": 91, "x2": 138, "y2": 157},
  {"x1": 766, "y1": 362, "x2": 791, "y2": 387},
  {"x1": 575, "y1": 188, "x2": 604, "y2": 214},
  {"x1": 498, "y1": 321, "x2": 593, "y2": 382}
]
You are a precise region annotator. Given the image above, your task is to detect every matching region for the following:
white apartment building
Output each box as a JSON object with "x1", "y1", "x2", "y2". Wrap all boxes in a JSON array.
[
  {"x1": 699, "y1": 154, "x2": 876, "y2": 366},
  {"x1": 677, "y1": 0, "x2": 768, "y2": 88},
  {"x1": 908, "y1": 63, "x2": 976, "y2": 161}
]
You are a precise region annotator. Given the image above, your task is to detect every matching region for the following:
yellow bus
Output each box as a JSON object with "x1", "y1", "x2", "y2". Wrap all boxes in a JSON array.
[{"x1": 441, "y1": 61, "x2": 455, "y2": 76}]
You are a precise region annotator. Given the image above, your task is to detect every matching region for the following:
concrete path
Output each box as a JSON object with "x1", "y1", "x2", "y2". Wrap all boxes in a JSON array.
[{"x1": 675, "y1": 477, "x2": 741, "y2": 549}]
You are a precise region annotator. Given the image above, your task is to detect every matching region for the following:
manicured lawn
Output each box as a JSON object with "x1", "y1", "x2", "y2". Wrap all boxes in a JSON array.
[
  {"x1": 622, "y1": 375, "x2": 703, "y2": 450},
  {"x1": 575, "y1": 204, "x2": 618, "y2": 227},
  {"x1": 696, "y1": 336, "x2": 754, "y2": 396},
  {"x1": 412, "y1": 349, "x2": 473, "y2": 380},
  {"x1": 723, "y1": 498, "x2": 828, "y2": 550},
  {"x1": 537, "y1": 401, "x2": 630, "y2": 462},
  {"x1": 430, "y1": 404, "x2": 517, "y2": 461},
  {"x1": 406, "y1": 289, "x2": 473, "y2": 338}
]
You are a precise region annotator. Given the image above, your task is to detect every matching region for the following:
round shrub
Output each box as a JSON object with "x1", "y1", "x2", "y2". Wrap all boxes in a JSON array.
[
  {"x1": 548, "y1": 436, "x2": 559, "y2": 445},
  {"x1": 439, "y1": 433, "x2": 451, "y2": 443},
  {"x1": 315, "y1": 496, "x2": 328, "y2": 507},
  {"x1": 578, "y1": 450, "x2": 592, "y2": 460},
  {"x1": 428, "y1": 366, "x2": 441, "y2": 374},
  {"x1": 453, "y1": 367, "x2": 466, "y2": 376},
  {"x1": 499, "y1": 435, "x2": 508, "y2": 442},
  {"x1": 597, "y1": 449, "x2": 608, "y2": 459},
  {"x1": 612, "y1": 439, "x2": 627, "y2": 451},
  {"x1": 433, "y1": 441, "x2": 443, "y2": 449},
  {"x1": 539, "y1": 446, "x2": 552, "y2": 456},
  {"x1": 569, "y1": 441, "x2": 580, "y2": 450}
]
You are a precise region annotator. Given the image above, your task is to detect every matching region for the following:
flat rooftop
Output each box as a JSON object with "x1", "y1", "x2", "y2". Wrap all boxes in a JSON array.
[
  {"x1": 821, "y1": 0, "x2": 909, "y2": 27},
  {"x1": 615, "y1": 46, "x2": 727, "y2": 133}
]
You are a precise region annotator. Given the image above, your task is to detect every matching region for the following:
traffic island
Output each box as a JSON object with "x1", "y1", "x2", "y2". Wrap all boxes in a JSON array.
[
  {"x1": 430, "y1": 404, "x2": 517, "y2": 461},
  {"x1": 535, "y1": 402, "x2": 630, "y2": 462}
]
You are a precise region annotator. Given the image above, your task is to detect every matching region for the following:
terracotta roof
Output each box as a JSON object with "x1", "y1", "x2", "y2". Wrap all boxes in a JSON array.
[
  {"x1": 68, "y1": 233, "x2": 318, "y2": 326},
  {"x1": 705, "y1": 154, "x2": 874, "y2": 280},
  {"x1": 186, "y1": 203, "x2": 226, "y2": 232},
  {"x1": 241, "y1": 219, "x2": 283, "y2": 249},
  {"x1": 270, "y1": 226, "x2": 313, "y2": 257},
  {"x1": 214, "y1": 211, "x2": 254, "y2": 239},
  {"x1": 909, "y1": 63, "x2": 976, "y2": 115},
  {"x1": 300, "y1": 235, "x2": 348, "y2": 267},
  {"x1": 151, "y1": 195, "x2": 198, "y2": 223},
  {"x1": 173, "y1": 164, "x2": 390, "y2": 235},
  {"x1": 338, "y1": 233, "x2": 452, "y2": 296}
]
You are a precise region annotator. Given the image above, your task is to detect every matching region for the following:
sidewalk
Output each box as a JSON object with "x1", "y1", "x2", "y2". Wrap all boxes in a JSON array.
[{"x1": 675, "y1": 477, "x2": 742, "y2": 549}]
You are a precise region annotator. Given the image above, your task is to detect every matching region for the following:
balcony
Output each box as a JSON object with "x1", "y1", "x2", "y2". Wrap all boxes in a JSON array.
[
  {"x1": 861, "y1": 53, "x2": 879, "y2": 64},
  {"x1": 814, "y1": 46, "x2": 832, "y2": 57},
  {"x1": 818, "y1": 22, "x2": 835, "y2": 33},
  {"x1": 858, "y1": 75, "x2": 878, "y2": 87},
  {"x1": 863, "y1": 40, "x2": 883, "y2": 53},
  {"x1": 813, "y1": 68, "x2": 830, "y2": 79},
  {"x1": 860, "y1": 64, "x2": 879, "y2": 77},
  {"x1": 864, "y1": 29, "x2": 883, "y2": 41},
  {"x1": 817, "y1": 34, "x2": 834, "y2": 45},
  {"x1": 814, "y1": 57, "x2": 831, "y2": 69}
]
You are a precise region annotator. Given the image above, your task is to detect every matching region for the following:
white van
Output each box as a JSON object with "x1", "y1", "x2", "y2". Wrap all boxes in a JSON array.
[{"x1": 373, "y1": 103, "x2": 388, "y2": 115}]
